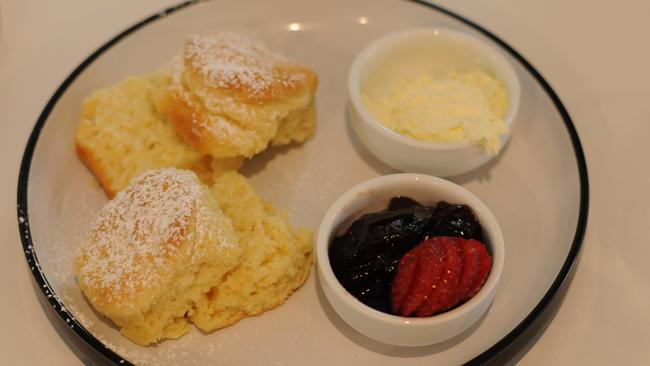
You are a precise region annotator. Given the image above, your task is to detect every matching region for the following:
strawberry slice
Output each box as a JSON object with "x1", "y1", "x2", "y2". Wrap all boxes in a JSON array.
[
  {"x1": 458, "y1": 239, "x2": 481, "y2": 300},
  {"x1": 416, "y1": 237, "x2": 463, "y2": 316},
  {"x1": 390, "y1": 249, "x2": 418, "y2": 314},
  {"x1": 438, "y1": 238, "x2": 464, "y2": 311},
  {"x1": 393, "y1": 240, "x2": 445, "y2": 316},
  {"x1": 463, "y1": 240, "x2": 492, "y2": 300},
  {"x1": 391, "y1": 237, "x2": 492, "y2": 318}
]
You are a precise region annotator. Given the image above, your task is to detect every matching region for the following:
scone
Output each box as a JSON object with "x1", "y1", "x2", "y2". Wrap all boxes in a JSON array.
[
  {"x1": 75, "y1": 71, "x2": 244, "y2": 198},
  {"x1": 157, "y1": 32, "x2": 318, "y2": 159},
  {"x1": 190, "y1": 171, "x2": 313, "y2": 331},
  {"x1": 74, "y1": 169, "x2": 241, "y2": 346}
]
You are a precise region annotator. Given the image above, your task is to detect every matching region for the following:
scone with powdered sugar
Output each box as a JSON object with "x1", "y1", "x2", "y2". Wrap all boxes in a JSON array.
[
  {"x1": 76, "y1": 32, "x2": 317, "y2": 198},
  {"x1": 157, "y1": 32, "x2": 318, "y2": 159},
  {"x1": 73, "y1": 168, "x2": 241, "y2": 346},
  {"x1": 74, "y1": 169, "x2": 313, "y2": 346},
  {"x1": 73, "y1": 32, "x2": 318, "y2": 346}
]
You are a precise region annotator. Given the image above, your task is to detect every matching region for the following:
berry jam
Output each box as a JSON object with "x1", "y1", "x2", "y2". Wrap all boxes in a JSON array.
[{"x1": 328, "y1": 197, "x2": 484, "y2": 314}]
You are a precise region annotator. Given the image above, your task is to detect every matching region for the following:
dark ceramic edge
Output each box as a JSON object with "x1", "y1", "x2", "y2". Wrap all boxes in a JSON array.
[{"x1": 16, "y1": 0, "x2": 589, "y2": 365}]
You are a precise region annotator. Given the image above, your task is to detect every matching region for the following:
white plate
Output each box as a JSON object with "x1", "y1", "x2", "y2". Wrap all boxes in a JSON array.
[{"x1": 17, "y1": 0, "x2": 588, "y2": 365}]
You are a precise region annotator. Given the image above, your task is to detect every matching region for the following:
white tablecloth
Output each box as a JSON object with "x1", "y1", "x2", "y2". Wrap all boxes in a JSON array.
[{"x1": 1, "y1": 0, "x2": 648, "y2": 364}]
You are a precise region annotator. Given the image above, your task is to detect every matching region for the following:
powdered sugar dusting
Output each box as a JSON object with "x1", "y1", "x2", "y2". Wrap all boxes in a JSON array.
[
  {"x1": 184, "y1": 32, "x2": 286, "y2": 96},
  {"x1": 75, "y1": 168, "x2": 215, "y2": 303},
  {"x1": 165, "y1": 32, "x2": 314, "y2": 156}
]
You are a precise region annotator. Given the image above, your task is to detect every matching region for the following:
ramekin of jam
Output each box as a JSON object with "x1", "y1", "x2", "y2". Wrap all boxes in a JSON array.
[{"x1": 316, "y1": 174, "x2": 504, "y2": 347}]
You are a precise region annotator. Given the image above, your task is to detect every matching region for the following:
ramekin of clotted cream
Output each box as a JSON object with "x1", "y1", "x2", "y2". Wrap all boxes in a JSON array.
[
  {"x1": 362, "y1": 70, "x2": 509, "y2": 154},
  {"x1": 348, "y1": 27, "x2": 520, "y2": 177}
]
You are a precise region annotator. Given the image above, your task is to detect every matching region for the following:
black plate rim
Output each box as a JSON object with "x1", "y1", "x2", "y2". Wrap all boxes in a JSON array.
[{"x1": 16, "y1": 1, "x2": 589, "y2": 365}]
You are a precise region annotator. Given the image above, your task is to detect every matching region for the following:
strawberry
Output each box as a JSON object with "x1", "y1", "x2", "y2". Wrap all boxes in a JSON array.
[
  {"x1": 391, "y1": 236, "x2": 492, "y2": 318},
  {"x1": 390, "y1": 248, "x2": 418, "y2": 314},
  {"x1": 398, "y1": 241, "x2": 445, "y2": 316},
  {"x1": 458, "y1": 239, "x2": 481, "y2": 300},
  {"x1": 415, "y1": 237, "x2": 463, "y2": 316},
  {"x1": 462, "y1": 239, "x2": 492, "y2": 300}
]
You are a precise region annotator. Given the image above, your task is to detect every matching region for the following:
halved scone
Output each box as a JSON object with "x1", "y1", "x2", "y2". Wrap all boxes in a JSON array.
[
  {"x1": 157, "y1": 32, "x2": 318, "y2": 159},
  {"x1": 74, "y1": 169, "x2": 241, "y2": 345},
  {"x1": 75, "y1": 71, "x2": 244, "y2": 198}
]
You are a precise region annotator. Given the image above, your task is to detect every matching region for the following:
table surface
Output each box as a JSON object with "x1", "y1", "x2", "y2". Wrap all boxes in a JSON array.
[{"x1": 2, "y1": 0, "x2": 649, "y2": 364}]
